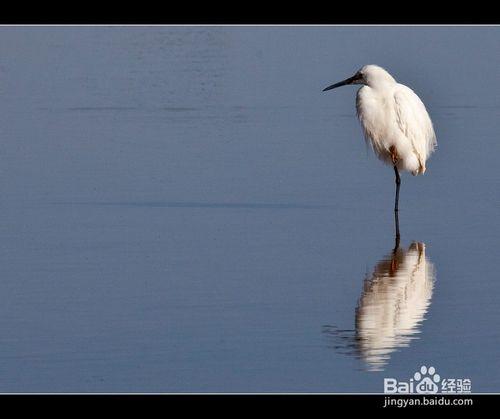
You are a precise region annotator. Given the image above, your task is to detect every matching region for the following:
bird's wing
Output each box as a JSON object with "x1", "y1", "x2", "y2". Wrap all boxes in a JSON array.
[{"x1": 393, "y1": 85, "x2": 437, "y2": 173}]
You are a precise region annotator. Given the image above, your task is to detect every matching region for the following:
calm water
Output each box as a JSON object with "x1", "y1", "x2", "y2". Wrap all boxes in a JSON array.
[{"x1": 0, "y1": 26, "x2": 498, "y2": 393}]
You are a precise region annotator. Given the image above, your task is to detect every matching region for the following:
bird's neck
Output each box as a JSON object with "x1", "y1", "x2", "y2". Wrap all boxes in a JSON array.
[{"x1": 368, "y1": 80, "x2": 397, "y2": 92}]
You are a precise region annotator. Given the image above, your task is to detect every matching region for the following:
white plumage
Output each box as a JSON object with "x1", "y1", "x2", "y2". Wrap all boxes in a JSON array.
[{"x1": 323, "y1": 65, "x2": 437, "y2": 209}]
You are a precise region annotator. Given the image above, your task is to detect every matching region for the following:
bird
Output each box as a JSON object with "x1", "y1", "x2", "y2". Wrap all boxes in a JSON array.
[{"x1": 323, "y1": 65, "x2": 437, "y2": 213}]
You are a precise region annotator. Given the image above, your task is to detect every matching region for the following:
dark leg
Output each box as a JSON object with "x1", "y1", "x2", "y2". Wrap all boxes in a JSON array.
[
  {"x1": 393, "y1": 165, "x2": 401, "y2": 213},
  {"x1": 390, "y1": 208, "x2": 401, "y2": 271},
  {"x1": 393, "y1": 207, "x2": 400, "y2": 252},
  {"x1": 389, "y1": 148, "x2": 401, "y2": 252}
]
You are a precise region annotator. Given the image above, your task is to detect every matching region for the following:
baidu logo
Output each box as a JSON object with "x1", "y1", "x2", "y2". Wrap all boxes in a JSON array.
[
  {"x1": 384, "y1": 365, "x2": 471, "y2": 394},
  {"x1": 413, "y1": 365, "x2": 440, "y2": 393}
]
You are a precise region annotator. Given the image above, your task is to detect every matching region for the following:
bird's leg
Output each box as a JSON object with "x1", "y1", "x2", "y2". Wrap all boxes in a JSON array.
[
  {"x1": 389, "y1": 145, "x2": 401, "y2": 213},
  {"x1": 393, "y1": 164, "x2": 401, "y2": 213},
  {"x1": 389, "y1": 145, "x2": 398, "y2": 165},
  {"x1": 394, "y1": 206, "x2": 400, "y2": 250},
  {"x1": 391, "y1": 194, "x2": 401, "y2": 273}
]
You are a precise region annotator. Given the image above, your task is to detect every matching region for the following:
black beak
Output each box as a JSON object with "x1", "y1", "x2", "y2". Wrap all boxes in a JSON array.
[{"x1": 322, "y1": 74, "x2": 360, "y2": 92}]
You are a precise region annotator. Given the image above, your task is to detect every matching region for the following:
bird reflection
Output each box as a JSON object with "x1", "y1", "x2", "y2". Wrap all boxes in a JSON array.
[{"x1": 323, "y1": 216, "x2": 435, "y2": 371}]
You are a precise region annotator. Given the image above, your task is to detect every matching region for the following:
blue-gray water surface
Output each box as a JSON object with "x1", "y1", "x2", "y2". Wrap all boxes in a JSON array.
[{"x1": 0, "y1": 26, "x2": 498, "y2": 393}]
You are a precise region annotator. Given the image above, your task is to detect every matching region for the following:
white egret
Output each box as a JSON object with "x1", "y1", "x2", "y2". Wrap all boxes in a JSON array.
[{"x1": 323, "y1": 65, "x2": 437, "y2": 212}]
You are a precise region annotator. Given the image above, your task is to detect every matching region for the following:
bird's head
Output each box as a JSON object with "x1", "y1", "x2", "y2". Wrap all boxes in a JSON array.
[{"x1": 323, "y1": 64, "x2": 396, "y2": 92}]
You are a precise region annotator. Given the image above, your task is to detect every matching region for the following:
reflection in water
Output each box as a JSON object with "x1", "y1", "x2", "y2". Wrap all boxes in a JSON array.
[
  {"x1": 356, "y1": 241, "x2": 435, "y2": 370},
  {"x1": 324, "y1": 232, "x2": 436, "y2": 371}
]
